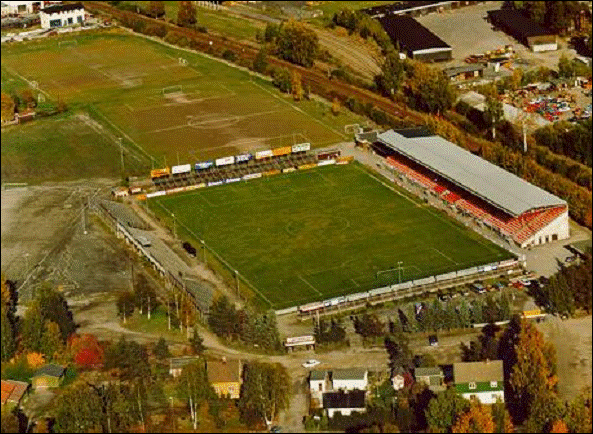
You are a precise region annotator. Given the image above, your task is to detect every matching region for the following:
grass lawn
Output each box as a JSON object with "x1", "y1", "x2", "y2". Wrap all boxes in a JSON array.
[
  {"x1": 123, "y1": 1, "x2": 264, "y2": 41},
  {"x1": 0, "y1": 112, "x2": 144, "y2": 183},
  {"x1": 148, "y1": 163, "x2": 513, "y2": 310},
  {"x1": 1, "y1": 31, "x2": 365, "y2": 180}
]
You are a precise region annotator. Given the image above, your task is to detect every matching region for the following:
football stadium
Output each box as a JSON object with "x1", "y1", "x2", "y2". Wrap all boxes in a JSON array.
[{"x1": 146, "y1": 145, "x2": 515, "y2": 311}]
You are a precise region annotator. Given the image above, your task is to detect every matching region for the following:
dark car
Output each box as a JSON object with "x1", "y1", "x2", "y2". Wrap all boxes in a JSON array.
[
  {"x1": 428, "y1": 335, "x2": 438, "y2": 347},
  {"x1": 182, "y1": 241, "x2": 197, "y2": 257}
]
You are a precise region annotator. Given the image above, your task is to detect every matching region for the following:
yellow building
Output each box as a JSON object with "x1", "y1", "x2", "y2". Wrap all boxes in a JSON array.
[{"x1": 207, "y1": 358, "x2": 242, "y2": 399}]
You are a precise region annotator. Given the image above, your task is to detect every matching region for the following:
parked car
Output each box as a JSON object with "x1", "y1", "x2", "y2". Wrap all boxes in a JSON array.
[
  {"x1": 302, "y1": 359, "x2": 320, "y2": 368},
  {"x1": 428, "y1": 335, "x2": 438, "y2": 347},
  {"x1": 472, "y1": 283, "x2": 486, "y2": 294},
  {"x1": 270, "y1": 426, "x2": 282, "y2": 433},
  {"x1": 494, "y1": 282, "x2": 505, "y2": 291}
]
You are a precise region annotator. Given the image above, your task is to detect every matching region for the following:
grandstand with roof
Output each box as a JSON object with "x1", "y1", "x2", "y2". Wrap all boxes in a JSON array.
[{"x1": 371, "y1": 130, "x2": 569, "y2": 248}]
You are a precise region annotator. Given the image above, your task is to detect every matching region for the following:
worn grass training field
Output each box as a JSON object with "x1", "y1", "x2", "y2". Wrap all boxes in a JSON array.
[
  {"x1": 1, "y1": 31, "x2": 365, "y2": 179},
  {"x1": 149, "y1": 163, "x2": 513, "y2": 309}
]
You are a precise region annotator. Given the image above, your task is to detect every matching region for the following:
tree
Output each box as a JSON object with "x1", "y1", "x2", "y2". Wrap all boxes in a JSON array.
[
  {"x1": 375, "y1": 51, "x2": 404, "y2": 96},
  {"x1": 271, "y1": 68, "x2": 292, "y2": 94},
  {"x1": 239, "y1": 362, "x2": 290, "y2": 427},
  {"x1": 491, "y1": 399, "x2": 514, "y2": 433},
  {"x1": 564, "y1": 388, "x2": 592, "y2": 434},
  {"x1": 525, "y1": 1, "x2": 547, "y2": 24},
  {"x1": 523, "y1": 391, "x2": 565, "y2": 433},
  {"x1": 485, "y1": 92, "x2": 504, "y2": 140},
  {"x1": 509, "y1": 319, "x2": 558, "y2": 424},
  {"x1": 1, "y1": 93, "x2": 15, "y2": 122},
  {"x1": 208, "y1": 296, "x2": 237, "y2": 338},
  {"x1": 1, "y1": 409, "x2": 20, "y2": 434},
  {"x1": 549, "y1": 420, "x2": 569, "y2": 433},
  {"x1": 104, "y1": 335, "x2": 150, "y2": 380},
  {"x1": 116, "y1": 291, "x2": 135, "y2": 323},
  {"x1": 291, "y1": 70, "x2": 303, "y2": 101},
  {"x1": 276, "y1": 20, "x2": 319, "y2": 67},
  {"x1": 177, "y1": 361, "x2": 214, "y2": 430},
  {"x1": 510, "y1": 67, "x2": 524, "y2": 91},
  {"x1": 177, "y1": 1, "x2": 197, "y2": 28},
  {"x1": 189, "y1": 328, "x2": 206, "y2": 355},
  {"x1": 1, "y1": 306, "x2": 16, "y2": 362},
  {"x1": 41, "y1": 321, "x2": 63, "y2": 360},
  {"x1": 406, "y1": 62, "x2": 456, "y2": 114},
  {"x1": 133, "y1": 274, "x2": 159, "y2": 319},
  {"x1": 451, "y1": 399, "x2": 496, "y2": 433},
  {"x1": 264, "y1": 22, "x2": 280, "y2": 43},
  {"x1": 253, "y1": 47, "x2": 268, "y2": 74},
  {"x1": 147, "y1": 1, "x2": 165, "y2": 18},
  {"x1": 354, "y1": 313, "x2": 385, "y2": 337},
  {"x1": 26, "y1": 352, "x2": 45, "y2": 370},
  {"x1": 153, "y1": 337, "x2": 170, "y2": 360},
  {"x1": 331, "y1": 97, "x2": 341, "y2": 115},
  {"x1": 425, "y1": 388, "x2": 470, "y2": 433},
  {"x1": 70, "y1": 334, "x2": 104, "y2": 369},
  {"x1": 37, "y1": 284, "x2": 76, "y2": 341},
  {"x1": 558, "y1": 54, "x2": 576, "y2": 79},
  {"x1": 21, "y1": 300, "x2": 45, "y2": 353},
  {"x1": 53, "y1": 381, "x2": 102, "y2": 433}
]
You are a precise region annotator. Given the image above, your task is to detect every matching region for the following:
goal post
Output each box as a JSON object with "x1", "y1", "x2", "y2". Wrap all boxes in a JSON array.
[
  {"x1": 178, "y1": 57, "x2": 188, "y2": 66},
  {"x1": 162, "y1": 85, "x2": 183, "y2": 96}
]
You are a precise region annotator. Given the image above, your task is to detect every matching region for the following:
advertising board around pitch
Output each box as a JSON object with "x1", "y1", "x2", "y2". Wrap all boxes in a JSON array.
[{"x1": 172, "y1": 164, "x2": 191, "y2": 174}]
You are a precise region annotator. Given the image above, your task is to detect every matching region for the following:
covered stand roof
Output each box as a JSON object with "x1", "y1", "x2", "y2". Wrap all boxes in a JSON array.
[{"x1": 377, "y1": 130, "x2": 566, "y2": 216}]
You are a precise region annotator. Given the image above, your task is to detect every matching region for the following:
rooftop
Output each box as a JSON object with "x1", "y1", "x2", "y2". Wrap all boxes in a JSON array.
[
  {"x1": 444, "y1": 64, "x2": 487, "y2": 77},
  {"x1": 323, "y1": 390, "x2": 366, "y2": 409},
  {"x1": 453, "y1": 360, "x2": 504, "y2": 384},
  {"x1": 332, "y1": 368, "x2": 368, "y2": 381},
  {"x1": 414, "y1": 367, "x2": 443, "y2": 377},
  {"x1": 310, "y1": 370, "x2": 328, "y2": 381},
  {"x1": 0, "y1": 380, "x2": 28, "y2": 405},
  {"x1": 377, "y1": 130, "x2": 566, "y2": 216},
  {"x1": 169, "y1": 356, "x2": 202, "y2": 370},
  {"x1": 41, "y1": 2, "x2": 84, "y2": 14},
  {"x1": 207, "y1": 359, "x2": 241, "y2": 384},
  {"x1": 378, "y1": 14, "x2": 451, "y2": 53},
  {"x1": 487, "y1": 9, "x2": 555, "y2": 39},
  {"x1": 33, "y1": 364, "x2": 65, "y2": 378}
]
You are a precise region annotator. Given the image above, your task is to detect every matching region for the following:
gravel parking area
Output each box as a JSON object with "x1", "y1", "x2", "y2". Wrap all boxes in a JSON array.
[{"x1": 417, "y1": 1, "x2": 578, "y2": 70}]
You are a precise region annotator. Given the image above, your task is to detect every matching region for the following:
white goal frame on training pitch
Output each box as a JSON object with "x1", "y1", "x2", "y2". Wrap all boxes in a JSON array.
[
  {"x1": 162, "y1": 85, "x2": 183, "y2": 96},
  {"x1": 178, "y1": 57, "x2": 188, "y2": 66}
]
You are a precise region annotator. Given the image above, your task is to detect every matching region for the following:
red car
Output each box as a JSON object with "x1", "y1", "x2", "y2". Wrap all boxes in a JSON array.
[{"x1": 511, "y1": 281, "x2": 524, "y2": 289}]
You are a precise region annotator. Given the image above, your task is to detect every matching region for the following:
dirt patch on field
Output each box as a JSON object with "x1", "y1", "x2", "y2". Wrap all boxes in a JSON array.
[{"x1": 537, "y1": 315, "x2": 592, "y2": 400}]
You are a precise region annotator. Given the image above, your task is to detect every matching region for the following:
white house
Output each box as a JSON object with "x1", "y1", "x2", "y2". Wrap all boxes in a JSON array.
[
  {"x1": 323, "y1": 390, "x2": 366, "y2": 418},
  {"x1": 40, "y1": 2, "x2": 84, "y2": 29},
  {"x1": 331, "y1": 368, "x2": 368, "y2": 392},
  {"x1": 1, "y1": 1, "x2": 44, "y2": 16},
  {"x1": 454, "y1": 360, "x2": 505, "y2": 404}
]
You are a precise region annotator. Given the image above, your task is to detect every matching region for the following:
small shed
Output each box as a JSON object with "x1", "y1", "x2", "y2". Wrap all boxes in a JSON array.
[{"x1": 32, "y1": 364, "x2": 65, "y2": 389}]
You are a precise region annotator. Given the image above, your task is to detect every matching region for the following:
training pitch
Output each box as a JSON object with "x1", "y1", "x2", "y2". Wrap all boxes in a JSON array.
[{"x1": 149, "y1": 163, "x2": 513, "y2": 310}]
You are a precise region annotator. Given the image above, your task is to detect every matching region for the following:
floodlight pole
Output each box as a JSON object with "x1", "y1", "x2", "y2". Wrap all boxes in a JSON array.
[
  {"x1": 119, "y1": 138, "x2": 125, "y2": 175},
  {"x1": 171, "y1": 213, "x2": 176, "y2": 238},
  {"x1": 200, "y1": 239, "x2": 206, "y2": 265}
]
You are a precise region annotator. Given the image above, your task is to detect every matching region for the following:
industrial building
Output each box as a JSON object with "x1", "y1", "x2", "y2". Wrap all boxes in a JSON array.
[
  {"x1": 374, "y1": 130, "x2": 569, "y2": 248},
  {"x1": 378, "y1": 14, "x2": 452, "y2": 62},
  {"x1": 487, "y1": 9, "x2": 557, "y2": 52}
]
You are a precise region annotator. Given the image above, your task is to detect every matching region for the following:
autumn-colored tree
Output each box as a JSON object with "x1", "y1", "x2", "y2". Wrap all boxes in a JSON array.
[
  {"x1": 276, "y1": 20, "x2": 319, "y2": 67},
  {"x1": 27, "y1": 352, "x2": 45, "y2": 369},
  {"x1": 1, "y1": 92, "x2": 15, "y2": 122},
  {"x1": 549, "y1": 420, "x2": 569, "y2": 433},
  {"x1": 425, "y1": 388, "x2": 469, "y2": 433},
  {"x1": 147, "y1": 1, "x2": 165, "y2": 18},
  {"x1": 69, "y1": 334, "x2": 104, "y2": 369},
  {"x1": 510, "y1": 68, "x2": 524, "y2": 91},
  {"x1": 177, "y1": 1, "x2": 196, "y2": 28},
  {"x1": 331, "y1": 97, "x2": 341, "y2": 115},
  {"x1": 451, "y1": 399, "x2": 495, "y2": 433},
  {"x1": 405, "y1": 62, "x2": 456, "y2": 114},
  {"x1": 21, "y1": 300, "x2": 45, "y2": 353},
  {"x1": 21, "y1": 89, "x2": 36, "y2": 108},
  {"x1": 291, "y1": 70, "x2": 303, "y2": 101}
]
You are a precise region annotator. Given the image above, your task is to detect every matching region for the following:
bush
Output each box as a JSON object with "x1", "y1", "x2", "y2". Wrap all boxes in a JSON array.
[
  {"x1": 144, "y1": 23, "x2": 167, "y2": 38},
  {"x1": 222, "y1": 49, "x2": 237, "y2": 62},
  {"x1": 196, "y1": 25, "x2": 208, "y2": 33},
  {"x1": 164, "y1": 32, "x2": 182, "y2": 45}
]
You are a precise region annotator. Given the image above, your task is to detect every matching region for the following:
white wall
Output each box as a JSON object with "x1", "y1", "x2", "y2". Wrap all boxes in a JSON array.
[
  {"x1": 40, "y1": 7, "x2": 84, "y2": 29},
  {"x1": 531, "y1": 42, "x2": 558, "y2": 52},
  {"x1": 332, "y1": 377, "x2": 368, "y2": 392},
  {"x1": 522, "y1": 209, "x2": 570, "y2": 248},
  {"x1": 327, "y1": 408, "x2": 366, "y2": 418},
  {"x1": 461, "y1": 390, "x2": 505, "y2": 405}
]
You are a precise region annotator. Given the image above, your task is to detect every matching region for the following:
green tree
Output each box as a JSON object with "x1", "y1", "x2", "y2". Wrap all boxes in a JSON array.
[
  {"x1": 177, "y1": 1, "x2": 197, "y2": 28},
  {"x1": 253, "y1": 47, "x2": 268, "y2": 73},
  {"x1": 276, "y1": 20, "x2": 319, "y2": 67},
  {"x1": 406, "y1": 62, "x2": 455, "y2": 114},
  {"x1": 21, "y1": 300, "x2": 45, "y2": 353},
  {"x1": 177, "y1": 361, "x2": 214, "y2": 430},
  {"x1": 238, "y1": 362, "x2": 290, "y2": 427},
  {"x1": 485, "y1": 92, "x2": 504, "y2": 140},
  {"x1": 1, "y1": 306, "x2": 16, "y2": 362},
  {"x1": 104, "y1": 335, "x2": 150, "y2": 380},
  {"x1": 272, "y1": 68, "x2": 292, "y2": 94},
  {"x1": 189, "y1": 328, "x2": 206, "y2": 355},
  {"x1": 564, "y1": 388, "x2": 592, "y2": 433},
  {"x1": 264, "y1": 22, "x2": 280, "y2": 43},
  {"x1": 375, "y1": 51, "x2": 404, "y2": 96},
  {"x1": 525, "y1": 1, "x2": 547, "y2": 24},
  {"x1": 426, "y1": 388, "x2": 470, "y2": 433},
  {"x1": 208, "y1": 295, "x2": 237, "y2": 338},
  {"x1": 37, "y1": 284, "x2": 76, "y2": 341},
  {"x1": 133, "y1": 274, "x2": 159, "y2": 318},
  {"x1": 153, "y1": 337, "x2": 170, "y2": 360},
  {"x1": 41, "y1": 321, "x2": 63, "y2": 360},
  {"x1": 53, "y1": 381, "x2": 103, "y2": 433},
  {"x1": 116, "y1": 291, "x2": 135, "y2": 323},
  {"x1": 523, "y1": 390, "x2": 566, "y2": 433},
  {"x1": 1, "y1": 93, "x2": 15, "y2": 123},
  {"x1": 147, "y1": 0, "x2": 165, "y2": 18},
  {"x1": 558, "y1": 54, "x2": 576, "y2": 79}
]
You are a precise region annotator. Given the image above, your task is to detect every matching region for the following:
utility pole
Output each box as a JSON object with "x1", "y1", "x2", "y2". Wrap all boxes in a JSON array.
[{"x1": 119, "y1": 138, "x2": 125, "y2": 175}]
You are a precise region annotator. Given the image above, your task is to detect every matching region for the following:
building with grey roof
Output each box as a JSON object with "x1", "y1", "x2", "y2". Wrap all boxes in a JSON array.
[{"x1": 376, "y1": 130, "x2": 569, "y2": 248}]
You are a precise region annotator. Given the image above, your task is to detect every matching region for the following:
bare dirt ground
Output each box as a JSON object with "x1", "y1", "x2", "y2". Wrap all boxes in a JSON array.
[{"x1": 536, "y1": 315, "x2": 592, "y2": 400}]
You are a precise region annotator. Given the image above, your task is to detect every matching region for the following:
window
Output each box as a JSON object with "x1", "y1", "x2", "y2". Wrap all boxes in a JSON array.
[
  {"x1": 469, "y1": 382, "x2": 476, "y2": 390},
  {"x1": 490, "y1": 381, "x2": 498, "y2": 388},
  {"x1": 49, "y1": 19, "x2": 61, "y2": 27},
  {"x1": 67, "y1": 17, "x2": 73, "y2": 24},
  {"x1": 77, "y1": 16, "x2": 83, "y2": 23},
  {"x1": 318, "y1": 383, "x2": 322, "y2": 391}
]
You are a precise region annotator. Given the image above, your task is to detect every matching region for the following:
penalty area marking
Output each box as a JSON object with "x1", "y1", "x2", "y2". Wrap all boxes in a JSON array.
[{"x1": 298, "y1": 274, "x2": 323, "y2": 296}]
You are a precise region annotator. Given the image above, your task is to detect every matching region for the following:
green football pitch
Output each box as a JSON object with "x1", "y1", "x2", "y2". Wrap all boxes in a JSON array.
[{"x1": 149, "y1": 163, "x2": 513, "y2": 310}]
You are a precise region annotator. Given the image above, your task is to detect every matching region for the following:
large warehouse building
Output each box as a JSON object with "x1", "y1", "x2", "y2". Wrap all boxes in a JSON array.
[
  {"x1": 378, "y1": 14, "x2": 452, "y2": 61},
  {"x1": 486, "y1": 9, "x2": 557, "y2": 52},
  {"x1": 374, "y1": 130, "x2": 569, "y2": 248}
]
